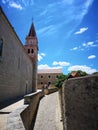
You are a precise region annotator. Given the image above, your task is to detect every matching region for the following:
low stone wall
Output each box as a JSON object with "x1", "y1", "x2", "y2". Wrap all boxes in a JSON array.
[
  {"x1": 44, "y1": 88, "x2": 58, "y2": 95},
  {"x1": 7, "y1": 90, "x2": 44, "y2": 130},
  {"x1": 59, "y1": 74, "x2": 98, "y2": 130}
]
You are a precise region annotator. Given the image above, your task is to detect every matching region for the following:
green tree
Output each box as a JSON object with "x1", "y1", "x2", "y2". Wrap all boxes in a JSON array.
[
  {"x1": 55, "y1": 74, "x2": 68, "y2": 88},
  {"x1": 68, "y1": 70, "x2": 88, "y2": 77},
  {"x1": 55, "y1": 70, "x2": 88, "y2": 89},
  {"x1": 77, "y1": 70, "x2": 88, "y2": 76},
  {"x1": 92, "y1": 72, "x2": 98, "y2": 75}
]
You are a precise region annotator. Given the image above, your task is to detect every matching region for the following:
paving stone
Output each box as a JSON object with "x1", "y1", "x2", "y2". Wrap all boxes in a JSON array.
[
  {"x1": 34, "y1": 92, "x2": 63, "y2": 130},
  {"x1": 0, "y1": 99, "x2": 24, "y2": 130}
]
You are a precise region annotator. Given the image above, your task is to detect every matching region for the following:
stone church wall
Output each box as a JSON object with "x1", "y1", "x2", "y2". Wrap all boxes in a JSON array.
[
  {"x1": 0, "y1": 8, "x2": 33, "y2": 106},
  {"x1": 60, "y1": 74, "x2": 98, "y2": 130}
]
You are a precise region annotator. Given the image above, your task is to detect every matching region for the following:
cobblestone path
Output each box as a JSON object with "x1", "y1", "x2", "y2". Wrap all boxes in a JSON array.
[{"x1": 34, "y1": 91, "x2": 63, "y2": 130}]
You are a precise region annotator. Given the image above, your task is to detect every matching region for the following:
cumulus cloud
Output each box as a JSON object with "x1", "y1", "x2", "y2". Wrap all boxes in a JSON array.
[
  {"x1": 88, "y1": 55, "x2": 96, "y2": 59},
  {"x1": 38, "y1": 64, "x2": 51, "y2": 69},
  {"x1": 38, "y1": 60, "x2": 70, "y2": 70},
  {"x1": 53, "y1": 61, "x2": 70, "y2": 66},
  {"x1": 38, "y1": 64, "x2": 62, "y2": 70},
  {"x1": 74, "y1": 27, "x2": 88, "y2": 34},
  {"x1": 68, "y1": 65, "x2": 96, "y2": 74},
  {"x1": 38, "y1": 53, "x2": 46, "y2": 61}
]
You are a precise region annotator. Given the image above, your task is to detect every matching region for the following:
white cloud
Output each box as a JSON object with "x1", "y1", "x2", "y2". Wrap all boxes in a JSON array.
[
  {"x1": 82, "y1": 43, "x2": 86, "y2": 47},
  {"x1": 70, "y1": 47, "x2": 78, "y2": 51},
  {"x1": 87, "y1": 41, "x2": 94, "y2": 46},
  {"x1": 38, "y1": 54, "x2": 42, "y2": 61},
  {"x1": 88, "y1": 55, "x2": 96, "y2": 59},
  {"x1": 36, "y1": 0, "x2": 94, "y2": 38},
  {"x1": 2, "y1": 0, "x2": 34, "y2": 7},
  {"x1": 38, "y1": 61, "x2": 70, "y2": 70},
  {"x1": 82, "y1": 42, "x2": 94, "y2": 47},
  {"x1": 71, "y1": 41, "x2": 97, "y2": 51},
  {"x1": 53, "y1": 61, "x2": 70, "y2": 66},
  {"x1": 38, "y1": 64, "x2": 62, "y2": 70},
  {"x1": 9, "y1": 1, "x2": 23, "y2": 10},
  {"x1": 41, "y1": 53, "x2": 45, "y2": 56},
  {"x1": 38, "y1": 53, "x2": 46, "y2": 61},
  {"x1": 82, "y1": 41, "x2": 97, "y2": 47},
  {"x1": 38, "y1": 64, "x2": 51, "y2": 69},
  {"x1": 68, "y1": 65, "x2": 96, "y2": 74},
  {"x1": 74, "y1": 27, "x2": 88, "y2": 34}
]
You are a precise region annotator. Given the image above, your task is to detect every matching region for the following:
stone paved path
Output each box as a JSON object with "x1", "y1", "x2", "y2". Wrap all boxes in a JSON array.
[{"x1": 34, "y1": 91, "x2": 63, "y2": 130}]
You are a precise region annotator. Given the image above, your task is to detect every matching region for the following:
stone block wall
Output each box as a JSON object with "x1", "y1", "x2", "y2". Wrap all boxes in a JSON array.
[
  {"x1": 7, "y1": 91, "x2": 44, "y2": 130},
  {"x1": 60, "y1": 74, "x2": 98, "y2": 130},
  {"x1": 0, "y1": 8, "x2": 33, "y2": 105}
]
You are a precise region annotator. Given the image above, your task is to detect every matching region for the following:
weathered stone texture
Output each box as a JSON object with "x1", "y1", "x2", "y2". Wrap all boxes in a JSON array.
[
  {"x1": 0, "y1": 9, "x2": 33, "y2": 105},
  {"x1": 61, "y1": 74, "x2": 98, "y2": 130}
]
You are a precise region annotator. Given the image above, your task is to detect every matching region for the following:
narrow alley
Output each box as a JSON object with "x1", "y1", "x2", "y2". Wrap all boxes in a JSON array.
[{"x1": 34, "y1": 91, "x2": 63, "y2": 130}]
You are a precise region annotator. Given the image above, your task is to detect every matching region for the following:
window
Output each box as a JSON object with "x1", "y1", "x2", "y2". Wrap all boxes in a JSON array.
[
  {"x1": 56, "y1": 75, "x2": 58, "y2": 78},
  {"x1": 48, "y1": 82, "x2": 51, "y2": 86},
  {"x1": 31, "y1": 49, "x2": 34, "y2": 53},
  {"x1": 28, "y1": 49, "x2": 30, "y2": 53},
  {"x1": 0, "y1": 38, "x2": 3, "y2": 56},
  {"x1": 48, "y1": 75, "x2": 51, "y2": 78},
  {"x1": 41, "y1": 75, "x2": 43, "y2": 78},
  {"x1": 41, "y1": 82, "x2": 43, "y2": 84}
]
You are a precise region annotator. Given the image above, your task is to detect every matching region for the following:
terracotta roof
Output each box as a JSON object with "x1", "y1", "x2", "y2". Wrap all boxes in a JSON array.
[{"x1": 38, "y1": 69, "x2": 62, "y2": 74}]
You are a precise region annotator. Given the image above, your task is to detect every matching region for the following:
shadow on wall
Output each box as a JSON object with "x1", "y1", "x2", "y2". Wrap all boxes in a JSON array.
[{"x1": 21, "y1": 91, "x2": 44, "y2": 130}]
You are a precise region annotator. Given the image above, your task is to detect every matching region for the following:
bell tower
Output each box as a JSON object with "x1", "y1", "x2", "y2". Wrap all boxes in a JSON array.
[{"x1": 24, "y1": 22, "x2": 38, "y2": 92}]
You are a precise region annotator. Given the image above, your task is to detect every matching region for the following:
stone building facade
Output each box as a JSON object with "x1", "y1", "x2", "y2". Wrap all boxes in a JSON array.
[
  {"x1": 37, "y1": 69, "x2": 62, "y2": 89},
  {"x1": 0, "y1": 7, "x2": 37, "y2": 106}
]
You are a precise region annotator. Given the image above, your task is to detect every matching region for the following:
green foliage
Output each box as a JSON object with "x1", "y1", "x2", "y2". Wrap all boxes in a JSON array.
[
  {"x1": 92, "y1": 72, "x2": 98, "y2": 75},
  {"x1": 55, "y1": 70, "x2": 88, "y2": 89},
  {"x1": 55, "y1": 74, "x2": 68, "y2": 88},
  {"x1": 75, "y1": 70, "x2": 88, "y2": 76}
]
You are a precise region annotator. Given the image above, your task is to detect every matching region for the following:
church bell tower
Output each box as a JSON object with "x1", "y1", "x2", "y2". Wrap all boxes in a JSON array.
[{"x1": 24, "y1": 22, "x2": 38, "y2": 92}]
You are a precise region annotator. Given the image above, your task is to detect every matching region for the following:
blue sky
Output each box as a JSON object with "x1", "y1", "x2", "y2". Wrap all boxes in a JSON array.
[{"x1": 0, "y1": 0, "x2": 98, "y2": 74}]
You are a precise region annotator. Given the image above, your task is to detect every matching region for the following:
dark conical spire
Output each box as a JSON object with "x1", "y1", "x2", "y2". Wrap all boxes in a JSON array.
[{"x1": 28, "y1": 22, "x2": 36, "y2": 37}]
